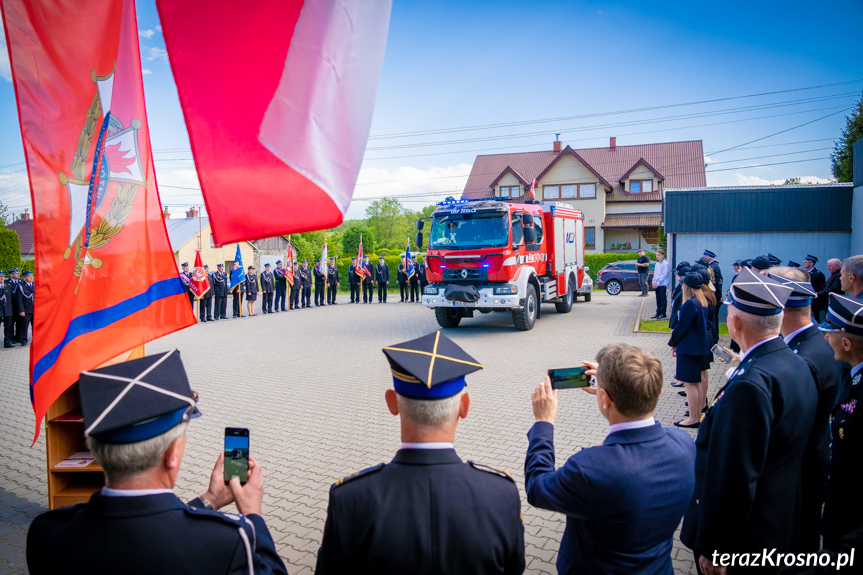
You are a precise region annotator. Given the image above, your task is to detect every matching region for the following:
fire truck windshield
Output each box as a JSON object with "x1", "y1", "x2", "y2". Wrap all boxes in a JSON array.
[{"x1": 429, "y1": 211, "x2": 509, "y2": 249}]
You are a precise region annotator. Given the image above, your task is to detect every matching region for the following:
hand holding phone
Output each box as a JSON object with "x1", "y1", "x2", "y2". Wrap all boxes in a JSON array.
[
  {"x1": 224, "y1": 427, "x2": 250, "y2": 485},
  {"x1": 711, "y1": 344, "x2": 734, "y2": 364},
  {"x1": 548, "y1": 366, "x2": 591, "y2": 389}
]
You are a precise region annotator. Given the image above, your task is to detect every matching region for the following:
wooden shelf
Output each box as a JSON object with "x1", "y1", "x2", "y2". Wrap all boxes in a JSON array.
[
  {"x1": 51, "y1": 462, "x2": 103, "y2": 473},
  {"x1": 49, "y1": 410, "x2": 84, "y2": 423}
]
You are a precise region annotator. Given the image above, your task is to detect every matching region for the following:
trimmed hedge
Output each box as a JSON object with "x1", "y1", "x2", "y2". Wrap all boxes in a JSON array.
[
  {"x1": 0, "y1": 229, "x2": 20, "y2": 273},
  {"x1": 585, "y1": 251, "x2": 655, "y2": 283},
  {"x1": 334, "y1": 253, "x2": 425, "y2": 292}
]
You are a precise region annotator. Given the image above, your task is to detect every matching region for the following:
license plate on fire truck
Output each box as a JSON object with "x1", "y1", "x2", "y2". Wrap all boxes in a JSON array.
[{"x1": 453, "y1": 301, "x2": 475, "y2": 307}]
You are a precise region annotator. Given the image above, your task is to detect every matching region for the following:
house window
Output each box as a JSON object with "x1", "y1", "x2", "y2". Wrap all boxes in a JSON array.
[
  {"x1": 209, "y1": 234, "x2": 215, "y2": 248},
  {"x1": 544, "y1": 184, "x2": 596, "y2": 200},
  {"x1": 500, "y1": 186, "x2": 519, "y2": 198},
  {"x1": 584, "y1": 227, "x2": 596, "y2": 250},
  {"x1": 630, "y1": 179, "x2": 653, "y2": 193}
]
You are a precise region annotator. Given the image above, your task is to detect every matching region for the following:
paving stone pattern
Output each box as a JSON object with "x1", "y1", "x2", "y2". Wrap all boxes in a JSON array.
[{"x1": 0, "y1": 292, "x2": 731, "y2": 574}]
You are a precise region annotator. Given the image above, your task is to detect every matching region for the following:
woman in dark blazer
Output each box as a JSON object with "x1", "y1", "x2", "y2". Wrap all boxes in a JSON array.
[{"x1": 668, "y1": 272, "x2": 710, "y2": 428}]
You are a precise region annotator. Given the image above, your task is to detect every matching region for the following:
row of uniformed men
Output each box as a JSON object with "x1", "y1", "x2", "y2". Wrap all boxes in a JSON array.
[
  {"x1": 0, "y1": 267, "x2": 34, "y2": 348},
  {"x1": 180, "y1": 254, "x2": 429, "y2": 322}
]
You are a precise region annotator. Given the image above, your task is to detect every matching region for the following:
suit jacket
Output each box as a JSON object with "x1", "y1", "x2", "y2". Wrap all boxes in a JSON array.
[
  {"x1": 273, "y1": 267, "x2": 288, "y2": 289},
  {"x1": 409, "y1": 263, "x2": 420, "y2": 285},
  {"x1": 290, "y1": 268, "x2": 302, "y2": 290},
  {"x1": 681, "y1": 337, "x2": 817, "y2": 566},
  {"x1": 787, "y1": 324, "x2": 840, "y2": 550},
  {"x1": 260, "y1": 271, "x2": 274, "y2": 293},
  {"x1": 397, "y1": 263, "x2": 408, "y2": 283},
  {"x1": 244, "y1": 274, "x2": 258, "y2": 295},
  {"x1": 26, "y1": 492, "x2": 287, "y2": 575},
  {"x1": 822, "y1": 367, "x2": 863, "y2": 547},
  {"x1": 818, "y1": 270, "x2": 842, "y2": 307},
  {"x1": 313, "y1": 266, "x2": 326, "y2": 286},
  {"x1": 327, "y1": 265, "x2": 339, "y2": 287},
  {"x1": 299, "y1": 267, "x2": 312, "y2": 288},
  {"x1": 668, "y1": 297, "x2": 709, "y2": 355},
  {"x1": 315, "y1": 448, "x2": 524, "y2": 575},
  {"x1": 8, "y1": 277, "x2": 20, "y2": 312},
  {"x1": 417, "y1": 262, "x2": 428, "y2": 285},
  {"x1": 376, "y1": 263, "x2": 389, "y2": 284},
  {"x1": 212, "y1": 271, "x2": 228, "y2": 297},
  {"x1": 348, "y1": 264, "x2": 359, "y2": 285},
  {"x1": 202, "y1": 274, "x2": 214, "y2": 299},
  {"x1": 17, "y1": 281, "x2": 35, "y2": 314},
  {"x1": 362, "y1": 264, "x2": 373, "y2": 285},
  {"x1": 525, "y1": 421, "x2": 695, "y2": 575},
  {"x1": 808, "y1": 268, "x2": 826, "y2": 293},
  {"x1": 0, "y1": 282, "x2": 12, "y2": 316}
]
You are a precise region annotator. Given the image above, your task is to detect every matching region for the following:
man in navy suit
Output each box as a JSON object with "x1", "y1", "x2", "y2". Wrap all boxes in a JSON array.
[
  {"x1": 681, "y1": 268, "x2": 817, "y2": 575},
  {"x1": 525, "y1": 343, "x2": 695, "y2": 575}
]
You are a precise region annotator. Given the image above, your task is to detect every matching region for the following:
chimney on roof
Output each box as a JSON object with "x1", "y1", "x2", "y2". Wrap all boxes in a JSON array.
[
  {"x1": 185, "y1": 207, "x2": 199, "y2": 219},
  {"x1": 18, "y1": 210, "x2": 30, "y2": 222},
  {"x1": 610, "y1": 137, "x2": 616, "y2": 149},
  {"x1": 553, "y1": 140, "x2": 562, "y2": 153},
  {"x1": 163, "y1": 206, "x2": 170, "y2": 221}
]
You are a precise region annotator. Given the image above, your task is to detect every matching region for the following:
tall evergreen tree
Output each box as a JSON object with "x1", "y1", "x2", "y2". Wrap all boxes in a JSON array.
[{"x1": 831, "y1": 93, "x2": 863, "y2": 182}]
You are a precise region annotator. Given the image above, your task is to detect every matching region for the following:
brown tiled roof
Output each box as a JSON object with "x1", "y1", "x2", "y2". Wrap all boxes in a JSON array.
[
  {"x1": 5, "y1": 218, "x2": 34, "y2": 256},
  {"x1": 601, "y1": 212, "x2": 662, "y2": 229},
  {"x1": 488, "y1": 165, "x2": 529, "y2": 189},
  {"x1": 462, "y1": 140, "x2": 705, "y2": 201},
  {"x1": 619, "y1": 157, "x2": 664, "y2": 182}
]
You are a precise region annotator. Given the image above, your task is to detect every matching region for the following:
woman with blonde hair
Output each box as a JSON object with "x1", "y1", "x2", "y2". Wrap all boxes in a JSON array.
[{"x1": 668, "y1": 272, "x2": 710, "y2": 428}]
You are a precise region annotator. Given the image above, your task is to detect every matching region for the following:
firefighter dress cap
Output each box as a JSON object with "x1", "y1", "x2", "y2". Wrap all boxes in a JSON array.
[
  {"x1": 805, "y1": 254, "x2": 818, "y2": 263},
  {"x1": 677, "y1": 265, "x2": 691, "y2": 277},
  {"x1": 675, "y1": 261, "x2": 691, "y2": 273},
  {"x1": 217, "y1": 263, "x2": 224, "y2": 268},
  {"x1": 767, "y1": 253, "x2": 781, "y2": 266},
  {"x1": 751, "y1": 256, "x2": 772, "y2": 271},
  {"x1": 683, "y1": 272, "x2": 703, "y2": 288},
  {"x1": 703, "y1": 250, "x2": 717, "y2": 258},
  {"x1": 768, "y1": 273, "x2": 815, "y2": 307},
  {"x1": 276, "y1": 260, "x2": 282, "y2": 264},
  {"x1": 819, "y1": 293, "x2": 863, "y2": 336},
  {"x1": 24, "y1": 270, "x2": 33, "y2": 276},
  {"x1": 181, "y1": 263, "x2": 189, "y2": 268},
  {"x1": 8, "y1": 267, "x2": 18, "y2": 274},
  {"x1": 383, "y1": 332, "x2": 483, "y2": 399},
  {"x1": 264, "y1": 263, "x2": 270, "y2": 268},
  {"x1": 724, "y1": 268, "x2": 793, "y2": 315},
  {"x1": 351, "y1": 257, "x2": 357, "y2": 261},
  {"x1": 787, "y1": 260, "x2": 800, "y2": 268},
  {"x1": 0, "y1": 270, "x2": 5, "y2": 276},
  {"x1": 733, "y1": 260, "x2": 744, "y2": 267},
  {"x1": 79, "y1": 350, "x2": 201, "y2": 444}
]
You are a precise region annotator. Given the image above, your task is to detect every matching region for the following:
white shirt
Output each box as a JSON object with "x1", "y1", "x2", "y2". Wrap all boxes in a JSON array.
[
  {"x1": 783, "y1": 322, "x2": 814, "y2": 346},
  {"x1": 739, "y1": 335, "x2": 780, "y2": 364},
  {"x1": 101, "y1": 487, "x2": 173, "y2": 497},
  {"x1": 608, "y1": 417, "x2": 655, "y2": 436},
  {"x1": 400, "y1": 442, "x2": 454, "y2": 450},
  {"x1": 654, "y1": 259, "x2": 671, "y2": 288}
]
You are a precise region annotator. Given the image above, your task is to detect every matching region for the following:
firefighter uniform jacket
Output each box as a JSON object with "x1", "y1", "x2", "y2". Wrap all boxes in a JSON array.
[
  {"x1": 327, "y1": 265, "x2": 339, "y2": 287},
  {"x1": 17, "y1": 281, "x2": 35, "y2": 314},
  {"x1": 273, "y1": 267, "x2": 287, "y2": 289},
  {"x1": 362, "y1": 264, "x2": 373, "y2": 285},
  {"x1": 212, "y1": 271, "x2": 229, "y2": 297},
  {"x1": 348, "y1": 264, "x2": 359, "y2": 285},
  {"x1": 376, "y1": 263, "x2": 390, "y2": 284},
  {"x1": 260, "y1": 271, "x2": 274, "y2": 293},
  {"x1": 244, "y1": 274, "x2": 258, "y2": 297},
  {"x1": 299, "y1": 267, "x2": 312, "y2": 289},
  {"x1": 313, "y1": 266, "x2": 326, "y2": 286}
]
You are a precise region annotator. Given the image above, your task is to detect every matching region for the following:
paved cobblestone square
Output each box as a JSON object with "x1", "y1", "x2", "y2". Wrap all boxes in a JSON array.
[{"x1": 0, "y1": 291, "x2": 730, "y2": 574}]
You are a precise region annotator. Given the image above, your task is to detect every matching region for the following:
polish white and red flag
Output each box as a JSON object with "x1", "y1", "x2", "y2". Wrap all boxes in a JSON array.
[
  {"x1": 157, "y1": 0, "x2": 392, "y2": 245},
  {"x1": 528, "y1": 178, "x2": 537, "y2": 200}
]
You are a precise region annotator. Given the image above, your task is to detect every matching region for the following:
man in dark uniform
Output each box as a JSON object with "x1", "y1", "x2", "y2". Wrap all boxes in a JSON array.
[
  {"x1": 816, "y1": 258, "x2": 843, "y2": 321},
  {"x1": 230, "y1": 268, "x2": 244, "y2": 318},
  {"x1": 212, "y1": 264, "x2": 228, "y2": 320},
  {"x1": 819, "y1": 294, "x2": 863, "y2": 548},
  {"x1": 347, "y1": 257, "x2": 359, "y2": 303},
  {"x1": 417, "y1": 256, "x2": 428, "y2": 294},
  {"x1": 0, "y1": 270, "x2": 15, "y2": 348},
  {"x1": 681, "y1": 268, "x2": 817, "y2": 575},
  {"x1": 26, "y1": 351, "x2": 288, "y2": 575},
  {"x1": 802, "y1": 255, "x2": 825, "y2": 319},
  {"x1": 362, "y1": 255, "x2": 373, "y2": 304},
  {"x1": 313, "y1": 258, "x2": 326, "y2": 307},
  {"x1": 199, "y1": 265, "x2": 213, "y2": 322},
  {"x1": 180, "y1": 262, "x2": 195, "y2": 309},
  {"x1": 244, "y1": 266, "x2": 258, "y2": 316},
  {"x1": 326, "y1": 257, "x2": 339, "y2": 305},
  {"x1": 409, "y1": 255, "x2": 420, "y2": 302},
  {"x1": 768, "y1": 253, "x2": 782, "y2": 267},
  {"x1": 315, "y1": 332, "x2": 525, "y2": 574},
  {"x1": 770, "y1": 270, "x2": 839, "y2": 552},
  {"x1": 273, "y1": 261, "x2": 287, "y2": 312},
  {"x1": 376, "y1": 255, "x2": 389, "y2": 303},
  {"x1": 16, "y1": 270, "x2": 35, "y2": 344},
  {"x1": 290, "y1": 261, "x2": 302, "y2": 310},
  {"x1": 260, "y1": 263, "x2": 274, "y2": 314},
  {"x1": 667, "y1": 262, "x2": 690, "y2": 331},
  {"x1": 300, "y1": 260, "x2": 312, "y2": 308},
  {"x1": 397, "y1": 255, "x2": 408, "y2": 302},
  {"x1": 702, "y1": 249, "x2": 723, "y2": 325},
  {"x1": 7, "y1": 267, "x2": 20, "y2": 342}
]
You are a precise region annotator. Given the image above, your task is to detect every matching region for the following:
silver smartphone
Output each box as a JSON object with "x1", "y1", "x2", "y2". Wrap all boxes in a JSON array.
[{"x1": 711, "y1": 344, "x2": 733, "y2": 363}]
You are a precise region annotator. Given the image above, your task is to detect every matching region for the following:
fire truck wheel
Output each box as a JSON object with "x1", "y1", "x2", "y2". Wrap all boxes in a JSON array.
[
  {"x1": 435, "y1": 307, "x2": 462, "y2": 328},
  {"x1": 512, "y1": 284, "x2": 538, "y2": 331},
  {"x1": 555, "y1": 279, "x2": 574, "y2": 314}
]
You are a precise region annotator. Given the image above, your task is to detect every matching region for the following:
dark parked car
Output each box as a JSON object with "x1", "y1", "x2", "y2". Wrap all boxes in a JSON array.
[{"x1": 596, "y1": 260, "x2": 655, "y2": 295}]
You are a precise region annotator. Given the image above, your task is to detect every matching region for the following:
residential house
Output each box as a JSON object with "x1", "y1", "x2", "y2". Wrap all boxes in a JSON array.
[
  {"x1": 164, "y1": 208, "x2": 256, "y2": 272},
  {"x1": 5, "y1": 211, "x2": 35, "y2": 260},
  {"x1": 461, "y1": 138, "x2": 706, "y2": 253}
]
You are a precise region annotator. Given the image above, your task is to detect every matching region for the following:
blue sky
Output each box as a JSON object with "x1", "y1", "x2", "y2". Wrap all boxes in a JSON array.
[{"x1": 1, "y1": 0, "x2": 862, "y2": 221}]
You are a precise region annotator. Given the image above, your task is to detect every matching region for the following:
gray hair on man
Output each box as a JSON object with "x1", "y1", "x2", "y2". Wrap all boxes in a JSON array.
[
  {"x1": 397, "y1": 391, "x2": 463, "y2": 428},
  {"x1": 728, "y1": 304, "x2": 783, "y2": 335},
  {"x1": 843, "y1": 255, "x2": 863, "y2": 278},
  {"x1": 87, "y1": 421, "x2": 189, "y2": 482}
]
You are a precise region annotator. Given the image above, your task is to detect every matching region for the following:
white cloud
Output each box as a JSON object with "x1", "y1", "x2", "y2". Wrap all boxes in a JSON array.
[
  {"x1": 145, "y1": 47, "x2": 168, "y2": 62},
  {"x1": 155, "y1": 25, "x2": 163, "y2": 32},
  {"x1": 142, "y1": 68, "x2": 153, "y2": 75},
  {"x1": 0, "y1": 20, "x2": 11, "y2": 82},
  {"x1": 733, "y1": 174, "x2": 836, "y2": 186},
  {"x1": 703, "y1": 156, "x2": 716, "y2": 164},
  {"x1": 139, "y1": 29, "x2": 155, "y2": 39}
]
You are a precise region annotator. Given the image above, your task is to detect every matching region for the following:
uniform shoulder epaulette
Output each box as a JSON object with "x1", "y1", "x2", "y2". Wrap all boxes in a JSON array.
[
  {"x1": 468, "y1": 460, "x2": 515, "y2": 482},
  {"x1": 333, "y1": 463, "x2": 385, "y2": 488},
  {"x1": 185, "y1": 503, "x2": 249, "y2": 525}
]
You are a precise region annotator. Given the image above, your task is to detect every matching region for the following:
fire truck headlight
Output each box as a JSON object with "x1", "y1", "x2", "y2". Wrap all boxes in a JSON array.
[{"x1": 493, "y1": 285, "x2": 518, "y2": 295}]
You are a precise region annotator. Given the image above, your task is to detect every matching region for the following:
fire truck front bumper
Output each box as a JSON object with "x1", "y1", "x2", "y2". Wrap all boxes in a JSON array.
[{"x1": 421, "y1": 284, "x2": 521, "y2": 309}]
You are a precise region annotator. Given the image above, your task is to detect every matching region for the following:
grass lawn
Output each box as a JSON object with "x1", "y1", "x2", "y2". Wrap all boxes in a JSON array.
[{"x1": 639, "y1": 319, "x2": 729, "y2": 335}]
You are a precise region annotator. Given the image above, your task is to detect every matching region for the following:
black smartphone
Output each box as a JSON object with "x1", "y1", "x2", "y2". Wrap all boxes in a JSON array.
[
  {"x1": 548, "y1": 366, "x2": 591, "y2": 389},
  {"x1": 224, "y1": 427, "x2": 250, "y2": 485}
]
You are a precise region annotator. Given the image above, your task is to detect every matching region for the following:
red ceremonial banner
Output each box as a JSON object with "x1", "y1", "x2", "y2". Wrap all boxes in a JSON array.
[
  {"x1": 1, "y1": 0, "x2": 197, "y2": 440},
  {"x1": 190, "y1": 250, "x2": 210, "y2": 298}
]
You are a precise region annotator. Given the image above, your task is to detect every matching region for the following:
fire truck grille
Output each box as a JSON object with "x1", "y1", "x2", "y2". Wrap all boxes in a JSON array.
[{"x1": 443, "y1": 268, "x2": 488, "y2": 282}]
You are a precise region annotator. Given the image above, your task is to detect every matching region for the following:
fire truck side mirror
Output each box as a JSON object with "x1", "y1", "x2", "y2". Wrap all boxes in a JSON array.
[
  {"x1": 522, "y1": 213, "x2": 534, "y2": 226},
  {"x1": 415, "y1": 232, "x2": 424, "y2": 248},
  {"x1": 523, "y1": 225, "x2": 536, "y2": 244},
  {"x1": 416, "y1": 219, "x2": 424, "y2": 231}
]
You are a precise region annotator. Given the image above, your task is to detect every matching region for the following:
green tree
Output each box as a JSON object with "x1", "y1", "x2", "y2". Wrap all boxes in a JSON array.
[
  {"x1": 831, "y1": 93, "x2": 863, "y2": 182},
  {"x1": 341, "y1": 222, "x2": 377, "y2": 255},
  {"x1": 0, "y1": 229, "x2": 20, "y2": 273},
  {"x1": 0, "y1": 201, "x2": 9, "y2": 228},
  {"x1": 365, "y1": 197, "x2": 415, "y2": 249},
  {"x1": 783, "y1": 177, "x2": 802, "y2": 185},
  {"x1": 417, "y1": 204, "x2": 437, "y2": 218}
]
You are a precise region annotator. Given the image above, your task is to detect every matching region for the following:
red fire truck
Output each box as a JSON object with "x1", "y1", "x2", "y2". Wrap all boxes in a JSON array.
[{"x1": 417, "y1": 199, "x2": 592, "y2": 331}]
